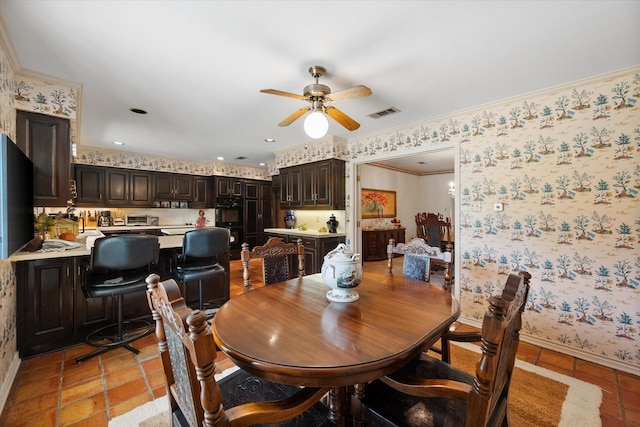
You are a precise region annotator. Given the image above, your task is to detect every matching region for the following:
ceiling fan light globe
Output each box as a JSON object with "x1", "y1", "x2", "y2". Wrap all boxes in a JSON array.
[{"x1": 304, "y1": 111, "x2": 329, "y2": 139}]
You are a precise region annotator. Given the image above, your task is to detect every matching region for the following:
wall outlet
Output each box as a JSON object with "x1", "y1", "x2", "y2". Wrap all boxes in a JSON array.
[{"x1": 493, "y1": 203, "x2": 504, "y2": 212}]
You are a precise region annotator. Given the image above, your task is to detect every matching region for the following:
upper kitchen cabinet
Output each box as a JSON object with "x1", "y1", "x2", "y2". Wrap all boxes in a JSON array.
[
  {"x1": 16, "y1": 111, "x2": 71, "y2": 207},
  {"x1": 279, "y1": 165, "x2": 302, "y2": 207},
  {"x1": 153, "y1": 172, "x2": 193, "y2": 200},
  {"x1": 301, "y1": 159, "x2": 345, "y2": 209},
  {"x1": 279, "y1": 159, "x2": 344, "y2": 210},
  {"x1": 74, "y1": 165, "x2": 153, "y2": 207},
  {"x1": 192, "y1": 176, "x2": 211, "y2": 208},
  {"x1": 216, "y1": 177, "x2": 243, "y2": 198}
]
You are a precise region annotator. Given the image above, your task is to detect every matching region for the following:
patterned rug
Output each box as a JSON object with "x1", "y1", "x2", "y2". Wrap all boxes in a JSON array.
[{"x1": 109, "y1": 343, "x2": 602, "y2": 426}]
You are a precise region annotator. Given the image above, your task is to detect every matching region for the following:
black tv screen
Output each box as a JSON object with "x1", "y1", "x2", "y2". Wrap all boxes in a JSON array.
[{"x1": 1, "y1": 134, "x2": 34, "y2": 258}]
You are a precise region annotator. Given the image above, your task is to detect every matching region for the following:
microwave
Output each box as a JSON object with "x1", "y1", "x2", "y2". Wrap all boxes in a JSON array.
[{"x1": 125, "y1": 215, "x2": 159, "y2": 226}]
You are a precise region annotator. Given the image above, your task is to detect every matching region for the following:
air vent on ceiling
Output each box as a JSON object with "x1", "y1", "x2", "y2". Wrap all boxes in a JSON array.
[
  {"x1": 235, "y1": 156, "x2": 247, "y2": 160},
  {"x1": 368, "y1": 106, "x2": 400, "y2": 119}
]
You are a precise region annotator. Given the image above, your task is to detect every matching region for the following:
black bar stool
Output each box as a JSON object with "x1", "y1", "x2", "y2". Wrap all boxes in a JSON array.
[
  {"x1": 76, "y1": 234, "x2": 160, "y2": 363},
  {"x1": 170, "y1": 227, "x2": 229, "y2": 315}
]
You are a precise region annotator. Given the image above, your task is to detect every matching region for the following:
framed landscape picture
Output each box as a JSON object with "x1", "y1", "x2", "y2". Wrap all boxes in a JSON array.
[{"x1": 361, "y1": 188, "x2": 396, "y2": 218}]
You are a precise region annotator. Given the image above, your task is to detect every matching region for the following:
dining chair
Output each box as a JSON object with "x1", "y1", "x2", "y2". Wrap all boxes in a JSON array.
[
  {"x1": 76, "y1": 234, "x2": 160, "y2": 363},
  {"x1": 240, "y1": 237, "x2": 304, "y2": 292},
  {"x1": 387, "y1": 237, "x2": 478, "y2": 363},
  {"x1": 169, "y1": 227, "x2": 230, "y2": 314},
  {"x1": 357, "y1": 271, "x2": 531, "y2": 427},
  {"x1": 415, "y1": 212, "x2": 452, "y2": 252},
  {"x1": 145, "y1": 273, "x2": 333, "y2": 427}
]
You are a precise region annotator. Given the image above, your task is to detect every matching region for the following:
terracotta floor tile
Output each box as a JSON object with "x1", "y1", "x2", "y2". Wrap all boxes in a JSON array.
[
  {"x1": 621, "y1": 388, "x2": 640, "y2": 411},
  {"x1": 3, "y1": 409, "x2": 57, "y2": 427},
  {"x1": 21, "y1": 351, "x2": 63, "y2": 371},
  {"x1": 63, "y1": 344, "x2": 97, "y2": 361},
  {"x1": 64, "y1": 410, "x2": 108, "y2": 427},
  {"x1": 625, "y1": 403, "x2": 640, "y2": 427},
  {"x1": 141, "y1": 356, "x2": 163, "y2": 375},
  {"x1": 107, "y1": 378, "x2": 150, "y2": 407},
  {"x1": 58, "y1": 394, "x2": 106, "y2": 426},
  {"x1": 536, "y1": 360, "x2": 575, "y2": 378},
  {"x1": 576, "y1": 368, "x2": 619, "y2": 397},
  {"x1": 63, "y1": 353, "x2": 101, "y2": 373},
  {"x1": 134, "y1": 343, "x2": 159, "y2": 362},
  {"x1": 601, "y1": 414, "x2": 625, "y2": 427},
  {"x1": 601, "y1": 396, "x2": 623, "y2": 418},
  {"x1": 104, "y1": 364, "x2": 144, "y2": 390},
  {"x1": 18, "y1": 361, "x2": 63, "y2": 385},
  {"x1": 151, "y1": 386, "x2": 166, "y2": 399},
  {"x1": 99, "y1": 346, "x2": 136, "y2": 361},
  {"x1": 62, "y1": 362, "x2": 102, "y2": 388},
  {"x1": 538, "y1": 348, "x2": 575, "y2": 373},
  {"x1": 60, "y1": 377, "x2": 104, "y2": 406},
  {"x1": 108, "y1": 393, "x2": 153, "y2": 419},
  {"x1": 146, "y1": 370, "x2": 167, "y2": 390},
  {"x1": 619, "y1": 371, "x2": 640, "y2": 393},
  {"x1": 12, "y1": 375, "x2": 60, "y2": 404},
  {"x1": 5, "y1": 392, "x2": 59, "y2": 424},
  {"x1": 100, "y1": 352, "x2": 138, "y2": 372}
]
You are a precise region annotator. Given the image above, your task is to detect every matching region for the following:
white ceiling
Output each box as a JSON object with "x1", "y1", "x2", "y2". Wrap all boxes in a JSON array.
[{"x1": 1, "y1": 1, "x2": 639, "y2": 174}]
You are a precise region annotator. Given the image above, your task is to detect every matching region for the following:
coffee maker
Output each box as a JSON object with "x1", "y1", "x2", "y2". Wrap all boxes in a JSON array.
[{"x1": 98, "y1": 210, "x2": 112, "y2": 227}]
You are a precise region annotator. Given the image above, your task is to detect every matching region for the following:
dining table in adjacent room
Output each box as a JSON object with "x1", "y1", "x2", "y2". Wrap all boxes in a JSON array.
[{"x1": 212, "y1": 270, "x2": 460, "y2": 424}]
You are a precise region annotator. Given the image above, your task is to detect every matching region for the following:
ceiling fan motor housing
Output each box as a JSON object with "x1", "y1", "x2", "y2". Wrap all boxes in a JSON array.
[{"x1": 304, "y1": 83, "x2": 331, "y2": 98}]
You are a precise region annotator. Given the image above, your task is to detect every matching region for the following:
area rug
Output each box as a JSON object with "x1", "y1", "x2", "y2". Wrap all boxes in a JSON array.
[
  {"x1": 450, "y1": 341, "x2": 602, "y2": 427},
  {"x1": 109, "y1": 344, "x2": 602, "y2": 427}
]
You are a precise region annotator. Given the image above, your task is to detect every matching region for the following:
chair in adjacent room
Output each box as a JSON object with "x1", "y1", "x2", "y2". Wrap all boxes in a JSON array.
[
  {"x1": 240, "y1": 237, "x2": 304, "y2": 292},
  {"x1": 170, "y1": 227, "x2": 230, "y2": 314},
  {"x1": 145, "y1": 273, "x2": 332, "y2": 427},
  {"x1": 357, "y1": 271, "x2": 531, "y2": 427},
  {"x1": 76, "y1": 234, "x2": 160, "y2": 363},
  {"x1": 387, "y1": 237, "x2": 479, "y2": 363}
]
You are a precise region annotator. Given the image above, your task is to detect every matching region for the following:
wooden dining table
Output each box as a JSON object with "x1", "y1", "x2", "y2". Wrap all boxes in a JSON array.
[{"x1": 212, "y1": 270, "x2": 459, "y2": 422}]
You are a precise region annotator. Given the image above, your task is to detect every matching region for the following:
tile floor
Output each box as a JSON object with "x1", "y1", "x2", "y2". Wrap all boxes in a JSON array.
[{"x1": 0, "y1": 259, "x2": 638, "y2": 426}]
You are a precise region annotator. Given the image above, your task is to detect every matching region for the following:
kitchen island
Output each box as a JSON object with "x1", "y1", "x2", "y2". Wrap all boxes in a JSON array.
[
  {"x1": 11, "y1": 230, "x2": 230, "y2": 358},
  {"x1": 263, "y1": 228, "x2": 346, "y2": 274}
]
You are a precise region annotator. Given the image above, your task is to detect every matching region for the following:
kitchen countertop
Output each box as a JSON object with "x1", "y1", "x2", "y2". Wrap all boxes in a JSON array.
[
  {"x1": 264, "y1": 228, "x2": 346, "y2": 238},
  {"x1": 10, "y1": 234, "x2": 185, "y2": 262}
]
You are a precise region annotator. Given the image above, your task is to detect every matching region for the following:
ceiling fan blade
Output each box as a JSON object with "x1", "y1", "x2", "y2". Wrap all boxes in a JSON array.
[
  {"x1": 278, "y1": 107, "x2": 310, "y2": 127},
  {"x1": 325, "y1": 106, "x2": 360, "y2": 131},
  {"x1": 260, "y1": 89, "x2": 307, "y2": 101},
  {"x1": 325, "y1": 85, "x2": 372, "y2": 102}
]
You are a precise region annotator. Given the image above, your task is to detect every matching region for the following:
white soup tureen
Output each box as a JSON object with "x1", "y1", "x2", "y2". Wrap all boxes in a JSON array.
[{"x1": 321, "y1": 243, "x2": 362, "y2": 302}]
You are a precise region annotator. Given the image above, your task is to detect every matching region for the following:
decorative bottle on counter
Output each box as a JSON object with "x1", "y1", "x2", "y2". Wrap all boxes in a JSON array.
[
  {"x1": 284, "y1": 210, "x2": 296, "y2": 229},
  {"x1": 326, "y1": 214, "x2": 338, "y2": 233}
]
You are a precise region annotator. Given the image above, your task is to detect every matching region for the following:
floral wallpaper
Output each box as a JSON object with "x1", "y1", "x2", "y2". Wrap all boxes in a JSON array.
[
  {"x1": 346, "y1": 66, "x2": 640, "y2": 374},
  {"x1": 0, "y1": 39, "x2": 17, "y2": 399},
  {"x1": 272, "y1": 135, "x2": 348, "y2": 173},
  {"x1": 75, "y1": 145, "x2": 271, "y2": 180}
]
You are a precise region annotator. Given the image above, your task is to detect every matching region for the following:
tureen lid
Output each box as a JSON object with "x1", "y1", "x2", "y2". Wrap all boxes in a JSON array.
[{"x1": 324, "y1": 243, "x2": 360, "y2": 262}]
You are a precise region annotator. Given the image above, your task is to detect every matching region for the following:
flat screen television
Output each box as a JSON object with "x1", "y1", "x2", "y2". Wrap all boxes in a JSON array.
[{"x1": 0, "y1": 134, "x2": 34, "y2": 258}]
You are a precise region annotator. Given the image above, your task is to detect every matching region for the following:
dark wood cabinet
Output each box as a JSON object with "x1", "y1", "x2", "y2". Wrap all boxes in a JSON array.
[
  {"x1": 244, "y1": 181, "x2": 273, "y2": 248},
  {"x1": 362, "y1": 228, "x2": 406, "y2": 261},
  {"x1": 74, "y1": 165, "x2": 153, "y2": 207},
  {"x1": 192, "y1": 176, "x2": 210, "y2": 208},
  {"x1": 74, "y1": 165, "x2": 104, "y2": 205},
  {"x1": 216, "y1": 177, "x2": 243, "y2": 197},
  {"x1": 263, "y1": 232, "x2": 345, "y2": 274},
  {"x1": 280, "y1": 159, "x2": 344, "y2": 210},
  {"x1": 279, "y1": 166, "x2": 302, "y2": 207},
  {"x1": 16, "y1": 111, "x2": 71, "y2": 207},
  {"x1": 154, "y1": 172, "x2": 193, "y2": 200}
]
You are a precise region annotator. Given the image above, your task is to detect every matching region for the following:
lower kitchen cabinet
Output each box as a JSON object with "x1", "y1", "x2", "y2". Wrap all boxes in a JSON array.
[
  {"x1": 15, "y1": 247, "x2": 230, "y2": 358},
  {"x1": 263, "y1": 232, "x2": 345, "y2": 275},
  {"x1": 362, "y1": 228, "x2": 406, "y2": 261}
]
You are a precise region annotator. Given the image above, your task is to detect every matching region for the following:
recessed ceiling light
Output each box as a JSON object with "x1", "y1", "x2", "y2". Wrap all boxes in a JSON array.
[
  {"x1": 217, "y1": 156, "x2": 224, "y2": 160},
  {"x1": 265, "y1": 138, "x2": 275, "y2": 143},
  {"x1": 113, "y1": 141, "x2": 124, "y2": 145},
  {"x1": 259, "y1": 162, "x2": 266, "y2": 166},
  {"x1": 129, "y1": 108, "x2": 148, "y2": 114}
]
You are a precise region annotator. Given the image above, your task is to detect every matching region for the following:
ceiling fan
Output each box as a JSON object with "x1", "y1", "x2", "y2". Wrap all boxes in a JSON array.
[{"x1": 260, "y1": 66, "x2": 372, "y2": 136}]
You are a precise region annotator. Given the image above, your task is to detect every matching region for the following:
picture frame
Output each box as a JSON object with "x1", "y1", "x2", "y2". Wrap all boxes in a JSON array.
[
  {"x1": 361, "y1": 188, "x2": 396, "y2": 218},
  {"x1": 160, "y1": 201, "x2": 170, "y2": 208},
  {"x1": 180, "y1": 201, "x2": 189, "y2": 209},
  {"x1": 171, "y1": 201, "x2": 179, "y2": 209}
]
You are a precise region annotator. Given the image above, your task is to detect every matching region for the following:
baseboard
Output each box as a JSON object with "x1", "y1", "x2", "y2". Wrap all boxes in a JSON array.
[
  {"x1": 0, "y1": 351, "x2": 20, "y2": 416},
  {"x1": 460, "y1": 318, "x2": 640, "y2": 377}
]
